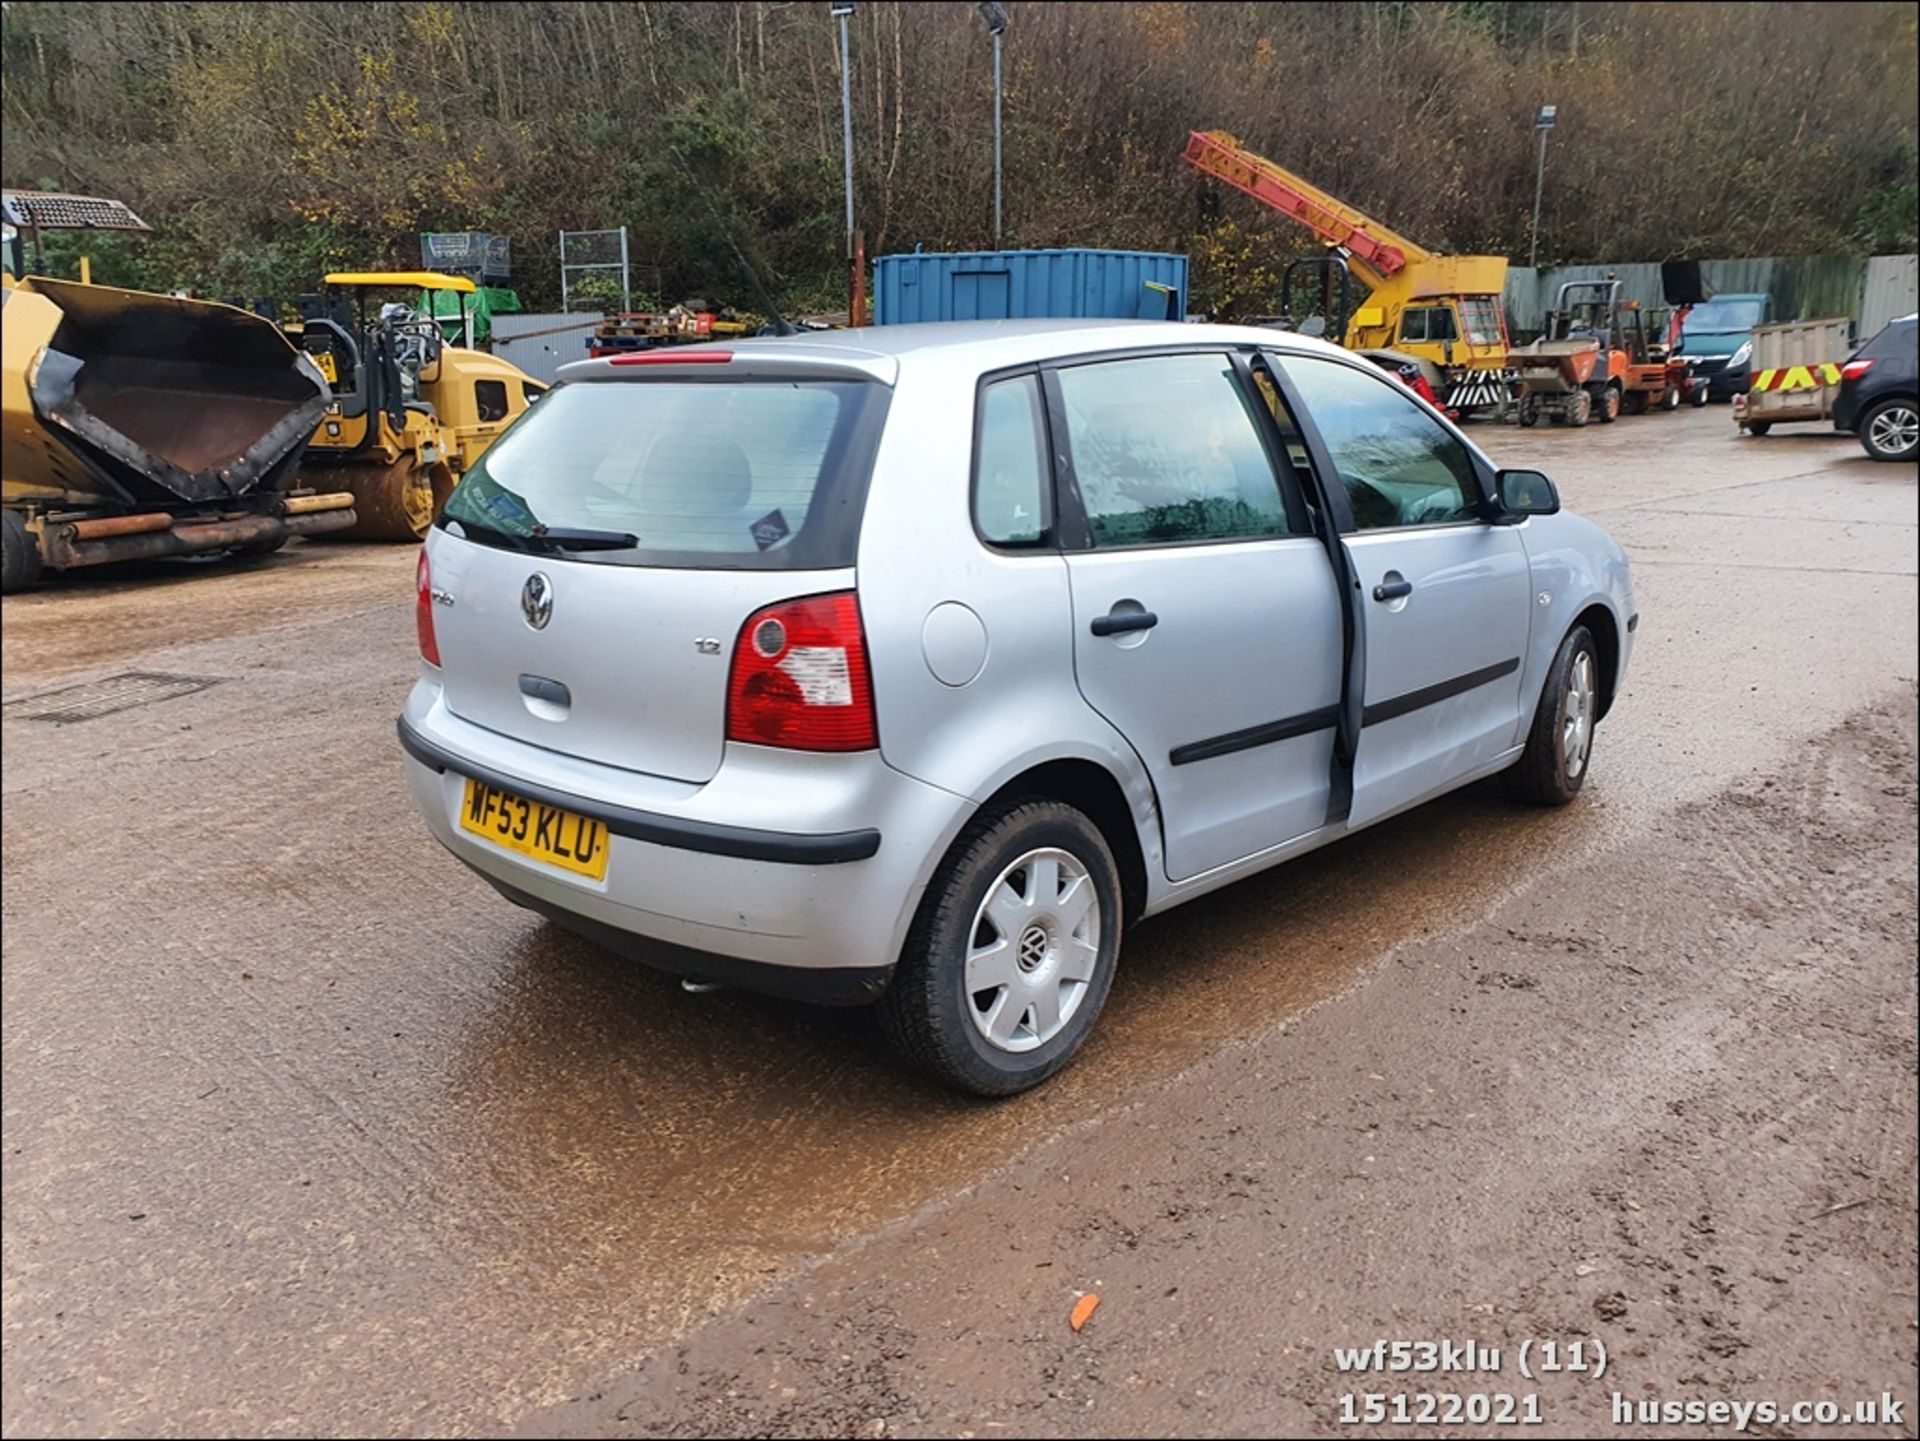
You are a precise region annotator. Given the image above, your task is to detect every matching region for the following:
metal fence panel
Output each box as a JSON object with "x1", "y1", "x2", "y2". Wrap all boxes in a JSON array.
[
  {"x1": 492, "y1": 312, "x2": 602, "y2": 384},
  {"x1": 1863, "y1": 254, "x2": 1919, "y2": 333},
  {"x1": 1505, "y1": 254, "x2": 1917, "y2": 338}
]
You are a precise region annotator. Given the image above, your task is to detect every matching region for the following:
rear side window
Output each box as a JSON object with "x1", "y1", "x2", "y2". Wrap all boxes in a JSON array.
[
  {"x1": 1860, "y1": 319, "x2": 1916, "y2": 360},
  {"x1": 440, "y1": 377, "x2": 886, "y2": 569},
  {"x1": 1401, "y1": 307, "x2": 1458, "y2": 344},
  {"x1": 1055, "y1": 353, "x2": 1293, "y2": 548},
  {"x1": 973, "y1": 374, "x2": 1050, "y2": 545}
]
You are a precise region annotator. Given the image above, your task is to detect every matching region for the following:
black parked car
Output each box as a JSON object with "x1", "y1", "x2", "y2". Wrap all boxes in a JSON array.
[{"x1": 1833, "y1": 314, "x2": 1918, "y2": 462}]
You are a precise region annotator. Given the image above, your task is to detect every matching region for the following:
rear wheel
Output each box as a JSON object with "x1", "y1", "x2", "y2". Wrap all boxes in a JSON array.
[
  {"x1": 1660, "y1": 383, "x2": 1682, "y2": 411},
  {"x1": 1596, "y1": 384, "x2": 1622, "y2": 423},
  {"x1": 1516, "y1": 394, "x2": 1541, "y2": 428},
  {"x1": 2, "y1": 510, "x2": 44, "y2": 594},
  {"x1": 1858, "y1": 397, "x2": 1919, "y2": 462},
  {"x1": 879, "y1": 799, "x2": 1122, "y2": 1096},
  {"x1": 1566, "y1": 388, "x2": 1593, "y2": 427},
  {"x1": 1690, "y1": 383, "x2": 1711, "y2": 407},
  {"x1": 1505, "y1": 624, "x2": 1601, "y2": 807},
  {"x1": 1746, "y1": 421, "x2": 1773, "y2": 436}
]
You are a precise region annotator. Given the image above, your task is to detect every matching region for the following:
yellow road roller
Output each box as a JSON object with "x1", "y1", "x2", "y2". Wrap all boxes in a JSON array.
[{"x1": 291, "y1": 272, "x2": 543, "y2": 541}]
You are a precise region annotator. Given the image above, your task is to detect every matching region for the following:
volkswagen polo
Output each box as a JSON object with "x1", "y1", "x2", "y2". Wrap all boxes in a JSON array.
[{"x1": 399, "y1": 321, "x2": 1636, "y2": 1095}]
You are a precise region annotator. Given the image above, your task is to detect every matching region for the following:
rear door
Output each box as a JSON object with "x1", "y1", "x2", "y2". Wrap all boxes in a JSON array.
[
  {"x1": 1274, "y1": 353, "x2": 1531, "y2": 829},
  {"x1": 429, "y1": 371, "x2": 885, "y2": 784},
  {"x1": 1050, "y1": 350, "x2": 1342, "y2": 881}
]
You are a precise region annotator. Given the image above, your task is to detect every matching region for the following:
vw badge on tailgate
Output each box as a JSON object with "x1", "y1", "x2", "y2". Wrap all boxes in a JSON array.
[{"x1": 521, "y1": 572, "x2": 554, "y2": 630}]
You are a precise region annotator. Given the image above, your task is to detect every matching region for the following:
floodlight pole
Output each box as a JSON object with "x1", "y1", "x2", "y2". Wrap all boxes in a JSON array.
[
  {"x1": 978, "y1": 2, "x2": 1009, "y2": 245},
  {"x1": 993, "y1": 29, "x2": 1004, "y2": 243},
  {"x1": 1530, "y1": 104, "x2": 1557, "y2": 271}
]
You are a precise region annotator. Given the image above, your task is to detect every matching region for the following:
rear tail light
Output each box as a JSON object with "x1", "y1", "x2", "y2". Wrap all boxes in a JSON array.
[
  {"x1": 1840, "y1": 357, "x2": 1876, "y2": 381},
  {"x1": 726, "y1": 591, "x2": 876, "y2": 751},
  {"x1": 415, "y1": 549, "x2": 440, "y2": 666}
]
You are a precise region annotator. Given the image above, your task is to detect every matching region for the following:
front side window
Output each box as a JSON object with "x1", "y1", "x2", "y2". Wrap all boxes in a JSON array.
[
  {"x1": 1281, "y1": 356, "x2": 1482, "y2": 532},
  {"x1": 1458, "y1": 298, "x2": 1506, "y2": 347},
  {"x1": 1056, "y1": 353, "x2": 1293, "y2": 548},
  {"x1": 474, "y1": 379, "x2": 509, "y2": 423},
  {"x1": 973, "y1": 374, "x2": 1050, "y2": 545}
]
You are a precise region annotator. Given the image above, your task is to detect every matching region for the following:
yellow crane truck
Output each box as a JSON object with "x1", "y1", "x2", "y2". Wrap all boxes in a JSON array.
[
  {"x1": 2, "y1": 191, "x2": 353, "y2": 593},
  {"x1": 291, "y1": 272, "x2": 544, "y2": 541},
  {"x1": 1182, "y1": 131, "x2": 1515, "y2": 415}
]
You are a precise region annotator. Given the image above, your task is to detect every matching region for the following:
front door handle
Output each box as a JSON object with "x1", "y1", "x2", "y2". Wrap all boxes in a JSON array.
[
  {"x1": 1372, "y1": 578, "x2": 1413, "y2": 603},
  {"x1": 1090, "y1": 609, "x2": 1159, "y2": 637}
]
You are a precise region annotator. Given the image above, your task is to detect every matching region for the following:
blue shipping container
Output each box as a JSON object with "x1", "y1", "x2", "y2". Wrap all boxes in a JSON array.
[{"x1": 873, "y1": 248, "x2": 1188, "y2": 325}]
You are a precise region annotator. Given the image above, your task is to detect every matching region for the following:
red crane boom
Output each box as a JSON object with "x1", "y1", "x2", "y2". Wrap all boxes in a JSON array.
[{"x1": 1180, "y1": 131, "x2": 1433, "y2": 282}]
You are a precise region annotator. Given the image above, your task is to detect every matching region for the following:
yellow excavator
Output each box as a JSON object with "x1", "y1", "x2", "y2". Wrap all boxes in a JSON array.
[
  {"x1": 1182, "y1": 131, "x2": 1515, "y2": 415},
  {"x1": 3, "y1": 191, "x2": 353, "y2": 593},
  {"x1": 291, "y1": 272, "x2": 544, "y2": 540}
]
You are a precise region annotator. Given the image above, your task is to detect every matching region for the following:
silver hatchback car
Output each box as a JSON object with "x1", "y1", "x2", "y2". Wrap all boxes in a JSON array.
[{"x1": 400, "y1": 320, "x2": 1635, "y2": 1094}]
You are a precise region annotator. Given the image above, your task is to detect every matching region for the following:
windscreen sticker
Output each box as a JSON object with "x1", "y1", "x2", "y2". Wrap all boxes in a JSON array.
[{"x1": 750, "y1": 508, "x2": 791, "y2": 551}]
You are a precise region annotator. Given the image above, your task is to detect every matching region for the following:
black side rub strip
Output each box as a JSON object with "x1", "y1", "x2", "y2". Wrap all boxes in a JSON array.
[
  {"x1": 1170, "y1": 705, "x2": 1342, "y2": 766},
  {"x1": 396, "y1": 717, "x2": 882, "y2": 865},
  {"x1": 1360, "y1": 657, "x2": 1521, "y2": 728},
  {"x1": 1168, "y1": 658, "x2": 1523, "y2": 766}
]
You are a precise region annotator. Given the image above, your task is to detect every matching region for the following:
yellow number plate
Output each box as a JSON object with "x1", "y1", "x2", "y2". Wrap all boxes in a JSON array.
[
  {"x1": 459, "y1": 779, "x2": 609, "y2": 881},
  {"x1": 314, "y1": 351, "x2": 338, "y2": 383}
]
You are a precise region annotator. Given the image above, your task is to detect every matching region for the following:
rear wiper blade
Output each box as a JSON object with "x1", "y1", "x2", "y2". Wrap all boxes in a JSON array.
[
  {"x1": 530, "y1": 526, "x2": 640, "y2": 552},
  {"x1": 447, "y1": 517, "x2": 534, "y2": 552}
]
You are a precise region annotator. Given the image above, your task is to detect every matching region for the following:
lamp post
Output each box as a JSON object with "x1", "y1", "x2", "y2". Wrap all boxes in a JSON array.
[
  {"x1": 830, "y1": 1, "x2": 864, "y2": 323},
  {"x1": 832, "y1": 1, "x2": 856, "y2": 249},
  {"x1": 1529, "y1": 103, "x2": 1557, "y2": 270},
  {"x1": 977, "y1": 1, "x2": 1008, "y2": 245}
]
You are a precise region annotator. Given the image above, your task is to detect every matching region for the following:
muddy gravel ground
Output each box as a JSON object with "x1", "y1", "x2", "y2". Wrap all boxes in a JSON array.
[{"x1": 2, "y1": 407, "x2": 1916, "y2": 1437}]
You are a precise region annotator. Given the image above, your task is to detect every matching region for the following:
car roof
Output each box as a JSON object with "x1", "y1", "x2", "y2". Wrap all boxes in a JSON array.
[
  {"x1": 727, "y1": 317, "x2": 1348, "y2": 365},
  {"x1": 558, "y1": 319, "x2": 1373, "y2": 388}
]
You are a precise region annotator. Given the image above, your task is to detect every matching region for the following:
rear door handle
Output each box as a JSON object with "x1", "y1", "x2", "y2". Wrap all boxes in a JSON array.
[
  {"x1": 1090, "y1": 609, "x2": 1159, "y2": 637},
  {"x1": 1372, "y1": 578, "x2": 1413, "y2": 602}
]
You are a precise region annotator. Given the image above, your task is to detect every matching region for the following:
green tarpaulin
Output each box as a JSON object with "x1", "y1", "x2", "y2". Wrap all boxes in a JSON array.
[{"x1": 419, "y1": 285, "x2": 522, "y2": 344}]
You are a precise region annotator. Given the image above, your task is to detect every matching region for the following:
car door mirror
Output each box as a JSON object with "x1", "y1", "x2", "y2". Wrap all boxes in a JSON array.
[{"x1": 1497, "y1": 468, "x2": 1559, "y2": 516}]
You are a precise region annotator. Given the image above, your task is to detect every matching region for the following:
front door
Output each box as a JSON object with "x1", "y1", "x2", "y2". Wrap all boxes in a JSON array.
[
  {"x1": 1276, "y1": 354, "x2": 1533, "y2": 829},
  {"x1": 1050, "y1": 351, "x2": 1343, "y2": 881}
]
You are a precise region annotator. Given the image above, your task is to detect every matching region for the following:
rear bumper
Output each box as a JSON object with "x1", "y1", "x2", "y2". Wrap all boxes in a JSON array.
[
  {"x1": 1831, "y1": 382, "x2": 1874, "y2": 434},
  {"x1": 399, "y1": 683, "x2": 970, "y2": 993}
]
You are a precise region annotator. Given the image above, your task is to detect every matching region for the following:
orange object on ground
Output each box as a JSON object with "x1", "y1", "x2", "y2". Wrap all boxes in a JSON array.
[{"x1": 1070, "y1": 1294, "x2": 1101, "y2": 1332}]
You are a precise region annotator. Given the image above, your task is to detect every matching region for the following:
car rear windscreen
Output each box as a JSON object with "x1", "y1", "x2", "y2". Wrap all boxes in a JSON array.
[{"x1": 439, "y1": 376, "x2": 887, "y2": 569}]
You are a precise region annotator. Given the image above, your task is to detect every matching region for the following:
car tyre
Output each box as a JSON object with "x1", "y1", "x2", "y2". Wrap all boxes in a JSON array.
[
  {"x1": 1747, "y1": 421, "x2": 1772, "y2": 436},
  {"x1": 1858, "y1": 397, "x2": 1919, "y2": 462},
  {"x1": 2, "y1": 510, "x2": 44, "y2": 594},
  {"x1": 1660, "y1": 383, "x2": 1682, "y2": 411},
  {"x1": 1505, "y1": 624, "x2": 1602, "y2": 807},
  {"x1": 1691, "y1": 383, "x2": 1711, "y2": 407},
  {"x1": 879, "y1": 798, "x2": 1123, "y2": 1097}
]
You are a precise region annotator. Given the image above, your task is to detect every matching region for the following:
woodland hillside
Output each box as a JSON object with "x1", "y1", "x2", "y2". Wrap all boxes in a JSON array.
[{"x1": 3, "y1": 1, "x2": 1914, "y2": 316}]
